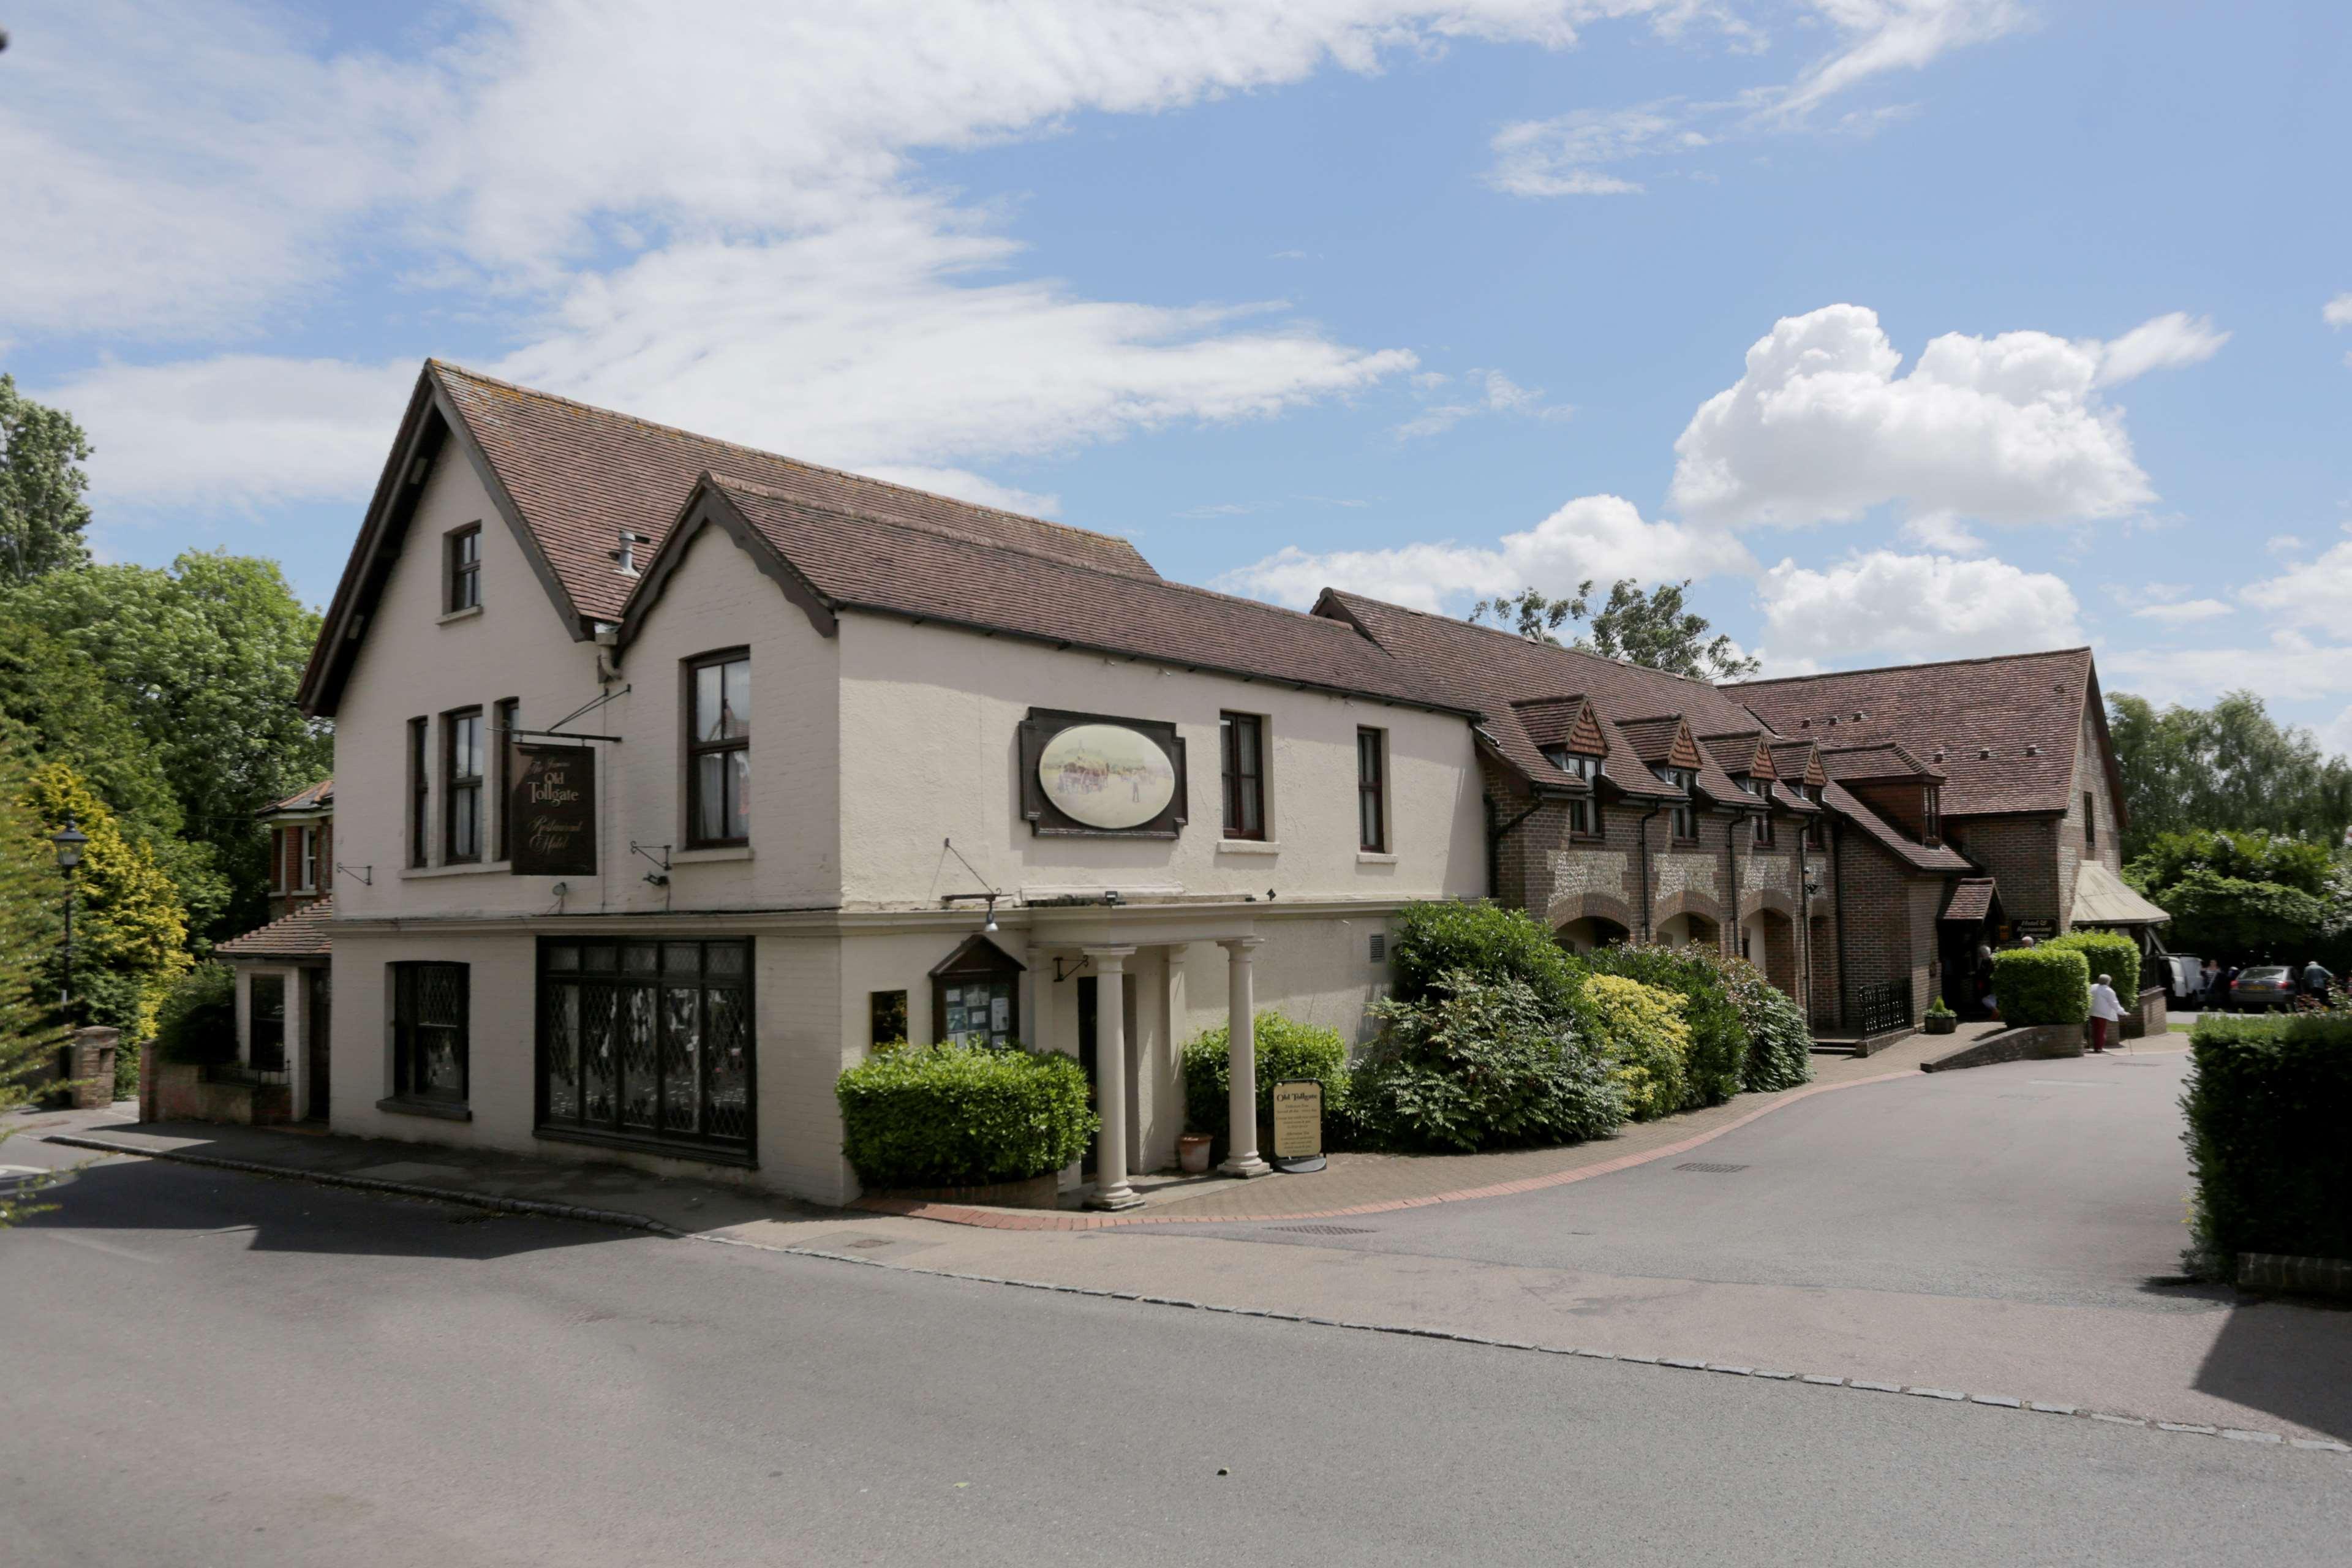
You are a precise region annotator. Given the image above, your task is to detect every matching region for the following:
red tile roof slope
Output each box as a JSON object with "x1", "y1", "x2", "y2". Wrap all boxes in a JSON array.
[
  {"x1": 700, "y1": 478, "x2": 1469, "y2": 713},
  {"x1": 216, "y1": 897, "x2": 334, "y2": 960},
  {"x1": 434, "y1": 363, "x2": 1159, "y2": 623},
  {"x1": 1734, "y1": 648, "x2": 2096, "y2": 817},
  {"x1": 261, "y1": 777, "x2": 333, "y2": 815},
  {"x1": 1943, "y1": 878, "x2": 1997, "y2": 923},
  {"x1": 1822, "y1": 783, "x2": 1973, "y2": 872}
]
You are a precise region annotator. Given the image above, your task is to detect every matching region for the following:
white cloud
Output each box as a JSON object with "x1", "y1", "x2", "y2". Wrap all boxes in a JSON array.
[
  {"x1": 2321, "y1": 705, "x2": 2352, "y2": 763},
  {"x1": 2266, "y1": 533, "x2": 2308, "y2": 556},
  {"x1": 2242, "y1": 540, "x2": 2352, "y2": 631},
  {"x1": 859, "y1": 467, "x2": 1062, "y2": 519},
  {"x1": 1668, "y1": 304, "x2": 2224, "y2": 530},
  {"x1": 43, "y1": 355, "x2": 420, "y2": 510},
  {"x1": 1771, "y1": 1, "x2": 2032, "y2": 121},
  {"x1": 2325, "y1": 293, "x2": 2352, "y2": 329},
  {"x1": 2094, "y1": 311, "x2": 2229, "y2": 388},
  {"x1": 1394, "y1": 368, "x2": 1570, "y2": 438},
  {"x1": 1217, "y1": 494, "x2": 1755, "y2": 611},
  {"x1": 2106, "y1": 633, "x2": 2351, "y2": 704},
  {"x1": 1486, "y1": 105, "x2": 1686, "y2": 197},
  {"x1": 1901, "y1": 515, "x2": 1984, "y2": 552},
  {"x1": 2132, "y1": 598, "x2": 2232, "y2": 625},
  {"x1": 1754, "y1": 549, "x2": 2085, "y2": 663}
]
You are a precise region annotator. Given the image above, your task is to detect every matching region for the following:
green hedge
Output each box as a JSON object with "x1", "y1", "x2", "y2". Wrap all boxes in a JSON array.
[
  {"x1": 1695, "y1": 949, "x2": 1816, "y2": 1093},
  {"x1": 1390, "y1": 900, "x2": 1584, "y2": 1019},
  {"x1": 2184, "y1": 1014, "x2": 2352, "y2": 1265},
  {"x1": 1580, "y1": 943, "x2": 1745, "y2": 1108},
  {"x1": 152, "y1": 961, "x2": 237, "y2": 1066},
  {"x1": 1180, "y1": 1011, "x2": 1349, "y2": 1151},
  {"x1": 1580, "y1": 974, "x2": 1691, "y2": 1121},
  {"x1": 836, "y1": 1044, "x2": 1097, "y2": 1188},
  {"x1": 1352, "y1": 970, "x2": 1624, "y2": 1153},
  {"x1": 1991, "y1": 946, "x2": 2090, "y2": 1025},
  {"x1": 2043, "y1": 930, "x2": 2140, "y2": 1002}
]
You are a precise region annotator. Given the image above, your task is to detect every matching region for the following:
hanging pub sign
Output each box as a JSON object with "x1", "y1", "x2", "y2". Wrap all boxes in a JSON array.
[{"x1": 511, "y1": 745, "x2": 597, "y2": 876}]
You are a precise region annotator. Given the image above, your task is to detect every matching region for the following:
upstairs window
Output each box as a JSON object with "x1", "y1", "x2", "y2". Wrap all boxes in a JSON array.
[
  {"x1": 1746, "y1": 778, "x2": 1775, "y2": 847},
  {"x1": 446, "y1": 524, "x2": 481, "y2": 613},
  {"x1": 444, "y1": 708, "x2": 484, "y2": 864},
  {"x1": 296, "y1": 825, "x2": 319, "y2": 891},
  {"x1": 407, "y1": 717, "x2": 429, "y2": 868},
  {"x1": 2082, "y1": 791, "x2": 2095, "y2": 850},
  {"x1": 688, "y1": 652, "x2": 751, "y2": 846},
  {"x1": 1924, "y1": 786, "x2": 1943, "y2": 846},
  {"x1": 1357, "y1": 727, "x2": 1387, "y2": 853},
  {"x1": 1543, "y1": 747, "x2": 1601, "y2": 836},
  {"x1": 1221, "y1": 712, "x2": 1265, "y2": 840},
  {"x1": 1652, "y1": 765, "x2": 1697, "y2": 841}
]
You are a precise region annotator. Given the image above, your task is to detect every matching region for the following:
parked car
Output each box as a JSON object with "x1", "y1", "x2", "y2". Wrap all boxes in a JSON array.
[{"x1": 2230, "y1": 965, "x2": 2297, "y2": 1011}]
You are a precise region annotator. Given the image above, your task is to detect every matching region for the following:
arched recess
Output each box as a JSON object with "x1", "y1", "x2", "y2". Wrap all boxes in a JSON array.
[
  {"x1": 1656, "y1": 911, "x2": 1721, "y2": 951},
  {"x1": 1556, "y1": 915, "x2": 1631, "y2": 954},
  {"x1": 1738, "y1": 907, "x2": 1800, "y2": 998}
]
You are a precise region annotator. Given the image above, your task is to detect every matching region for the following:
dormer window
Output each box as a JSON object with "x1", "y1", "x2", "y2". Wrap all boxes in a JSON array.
[
  {"x1": 1803, "y1": 783, "x2": 1826, "y2": 849},
  {"x1": 1543, "y1": 746, "x2": 1601, "y2": 836},
  {"x1": 1652, "y1": 765, "x2": 1697, "y2": 841},
  {"x1": 1744, "y1": 777, "x2": 1775, "y2": 846},
  {"x1": 1923, "y1": 785, "x2": 1942, "y2": 846}
]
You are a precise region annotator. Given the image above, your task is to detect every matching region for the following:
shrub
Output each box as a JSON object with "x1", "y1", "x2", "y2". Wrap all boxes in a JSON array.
[
  {"x1": 1693, "y1": 949, "x2": 1816, "y2": 1093},
  {"x1": 2184, "y1": 1014, "x2": 2352, "y2": 1265},
  {"x1": 1580, "y1": 943, "x2": 1745, "y2": 1107},
  {"x1": 1351, "y1": 969, "x2": 1624, "y2": 1153},
  {"x1": 1926, "y1": 995, "x2": 1954, "y2": 1018},
  {"x1": 1580, "y1": 974, "x2": 1693, "y2": 1120},
  {"x1": 1991, "y1": 946, "x2": 2090, "y2": 1025},
  {"x1": 152, "y1": 962, "x2": 238, "y2": 1066},
  {"x1": 2043, "y1": 929, "x2": 2140, "y2": 1002},
  {"x1": 836, "y1": 1043, "x2": 1097, "y2": 1188},
  {"x1": 1390, "y1": 900, "x2": 1585, "y2": 1019},
  {"x1": 1181, "y1": 1011, "x2": 1349, "y2": 1151}
]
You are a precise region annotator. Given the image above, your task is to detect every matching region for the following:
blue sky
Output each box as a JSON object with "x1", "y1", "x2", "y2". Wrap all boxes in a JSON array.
[{"x1": 6, "y1": 2, "x2": 2348, "y2": 739}]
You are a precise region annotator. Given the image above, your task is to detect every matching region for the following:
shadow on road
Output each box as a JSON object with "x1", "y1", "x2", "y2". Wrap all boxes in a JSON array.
[
  {"x1": 19, "y1": 1153, "x2": 637, "y2": 1264},
  {"x1": 2190, "y1": 1293, "x2": 2352, "y2": 1439}
]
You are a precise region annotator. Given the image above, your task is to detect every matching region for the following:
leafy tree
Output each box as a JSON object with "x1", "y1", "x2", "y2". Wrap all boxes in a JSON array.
[
  {"x1": 0, "y1": 722, "x2": 69, "y2": 1223},
  {"x1": 0, "y1": 552, "x2": 328, "y2": 935},
  {"x1": 0, "y1": 374, "x2": 95, "y2": 584},
  {"x1": 2108, "y1": 692, "x2": 2352, "y2": 859},
  {"x1": 1471, "y1": 578, "x2": 1758, "y2": 679},
  {"x1": 19, "y1": 762, "x2": 192, "y2": 1041},
  {"x1": 2127, "y1": 828, "x2": 2334, "y2": 900}
]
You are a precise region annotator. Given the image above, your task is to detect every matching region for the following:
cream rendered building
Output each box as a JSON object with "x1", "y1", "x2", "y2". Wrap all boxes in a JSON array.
[{"x1": 304, "y1": 363, "x2": 1485, "y2": 1207}]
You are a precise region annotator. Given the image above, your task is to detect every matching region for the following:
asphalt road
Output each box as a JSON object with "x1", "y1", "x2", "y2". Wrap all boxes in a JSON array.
[
  {"x1": 1171, "y1": 1050, "x2": 2206, "y2": 1311},
  {"x1": 2, "y1": 1140, "x2": 2345, "y2": 1566}
]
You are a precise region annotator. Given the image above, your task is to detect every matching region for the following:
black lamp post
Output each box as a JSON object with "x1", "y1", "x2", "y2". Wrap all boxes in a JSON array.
[{"x1": 50, "y1": 818, "x2": 88, "y2": 1017}]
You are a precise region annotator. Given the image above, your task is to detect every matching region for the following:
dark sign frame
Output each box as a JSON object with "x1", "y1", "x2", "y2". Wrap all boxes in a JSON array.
[
  {"x1": 510, "y1": 744, "x2": 598, "y2": 876},
  {"x1": 1017, "y1": 707, "x2": 1189, "y2": 839}
]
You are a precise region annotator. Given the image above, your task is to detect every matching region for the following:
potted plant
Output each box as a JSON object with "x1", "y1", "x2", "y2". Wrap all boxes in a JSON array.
[
  {"x1": 1178, "y1": 1133, "x2": 1214, "y2": 1174},
  {"x1": 1923, "y1": 996, "x2": 1958, "y2": 1035}
]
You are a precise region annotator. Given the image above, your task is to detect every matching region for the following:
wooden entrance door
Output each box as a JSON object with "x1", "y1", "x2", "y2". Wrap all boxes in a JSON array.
[{"x1": 305, "y1": 967, "x2": 332, "y2": 1120}]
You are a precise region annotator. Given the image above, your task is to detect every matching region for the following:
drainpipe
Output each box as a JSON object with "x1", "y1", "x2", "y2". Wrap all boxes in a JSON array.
[
  {"x1": 1831, "y1": 820, "x2": 1849, "y2": 1030},
  {"x1": 1636, "y1": 804, "x2": 1665, "y2": 943},
  {"x1": 1726, "y1": 807, "x2": 1743, "y2": 960},
  {"x1": 1795, "y1": 824, "x2": 1811, "y2": 1019}
]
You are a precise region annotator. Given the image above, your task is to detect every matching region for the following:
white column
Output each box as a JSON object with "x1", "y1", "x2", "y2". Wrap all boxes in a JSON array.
[
  {"x1": 1085, "y1": 946, "x2": 1142, "y2": 1210},
  {"x1": 1219, "y1": 937, "x2": 1272, "y2": 1178}
]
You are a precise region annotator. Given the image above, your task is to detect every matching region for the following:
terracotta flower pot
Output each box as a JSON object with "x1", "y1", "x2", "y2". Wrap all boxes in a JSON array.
[{"x1": 1178, "y1": 1134, "x2": 1213, "y2": 1174}]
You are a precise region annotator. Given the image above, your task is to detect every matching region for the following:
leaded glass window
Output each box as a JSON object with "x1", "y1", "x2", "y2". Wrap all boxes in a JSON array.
[
  {"x1": 537, "y1": 938, "x2": 754, "y2": 1164},
  {"x1": 392, "y1": 962, "x2": 469, "y2": 1104}
]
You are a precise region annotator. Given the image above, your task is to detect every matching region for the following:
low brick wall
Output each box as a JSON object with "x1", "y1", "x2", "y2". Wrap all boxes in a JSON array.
[
  {"x1": 145, "y1": 1060, "x2": 293, "y2": 1126},
  {"x1": 1919, "y1": 1022, "x2": 2085, "y2": 1073},
  {"x1": 2120, "y1": 986, "x2": 2167, "y2": 1040},
  {"x1": 2237, "y1": 1253, "x2": 2352, "y2": 1299}
]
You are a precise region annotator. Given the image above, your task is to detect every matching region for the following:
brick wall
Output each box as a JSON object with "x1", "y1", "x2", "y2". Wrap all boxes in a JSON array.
[{"x1": 1947, "y1": 814, "x2": 2061, "y2": 932}]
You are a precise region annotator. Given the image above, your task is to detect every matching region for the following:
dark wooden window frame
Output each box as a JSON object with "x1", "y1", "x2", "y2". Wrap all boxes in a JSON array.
[
  {"x1": 535, "y1": 938, "x2": 757, "y2": 1166},
  {"x1": 1924, "y1": 785, "x2": 1943, "y2": 846},
  {"x1": 1357, "y1": 726, "x2": 1387, "y2": 853},
  {"x1": 443, "y1": 706, "x2": 484, "y2": 864},
  {"x1": 1544, "y1": 747, "x2": 1602, "y2": 838},
  {"x1": 869, "y1": 989, "x2": 910, "y2": 1047},
  {"x1": 1654, "y1": 766, "x2": 1698, "y2": 842},
  {"x1": 388, "y1": 961, "x2": 469, "y2": 1107},
  {"x1": 1221, "y1": 710, "x2": 1267, "y2": 840},
  {"x1": 445, "y1": 522, "x2": 481, "y2": 612},
  {"x1": 249, "y1": 973, "x2": 287, "y2": 1074},
  {"x1": 684, "y1": 648, "x2": 751, "y2": 848},
  {"x1": 930, "y1": 934, "x2": 1025, "y2": 1047},
  {"x1": 2081, "y1": 790, "x2": 2095, "y2": 850},
  {"x1": 1748, "y1": 779, "x2": 1775, "y2": 847},
  {"x1": 492, "y1": 696, "x2": 519, "y2": 862},
  {"x1": 1804, "y1": 783, "x2": 1828, "y2": 849},
  {"x1": 407, "y1": 717, "x2": 429, "y2": 868}
]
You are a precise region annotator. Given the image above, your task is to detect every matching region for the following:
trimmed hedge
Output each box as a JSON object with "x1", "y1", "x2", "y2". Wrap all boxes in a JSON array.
[
  {"x1": 152, "y1": 961, "x2": 238, "y2": 1066},
  {"x1": 2184, "y1": 1014, "x2": 2352, "y2": 1265},
  {"x1": 836, "y1": 1043, "x2": 1097, "y2": 1188},
  {"x1": 1695, "y1": 949, "x2": 1816, "y2": 1093},
  {"x1": 1580, "y1": 974, "x2": 1691, "y2": 1121},
  {"x1": 1580, "y1": 943, "x2": 1745, "y2": 1108},
  {"x1": 1991, "y1": 946, "x2": 2090, "y2": 1026},
  {"x1": 1390, "y1": 900, "x2": 1584, "y2": 1019},
  {"x1": 2043, "y1": 929, "x2": 2140, "y2": 1003},
  {"x1": 1352, "y1": 969, "x2": 1624, "y2": 1153},
  {"x1": 1181, "y1": 1011, "x2": 1349, "y2": 1150}
]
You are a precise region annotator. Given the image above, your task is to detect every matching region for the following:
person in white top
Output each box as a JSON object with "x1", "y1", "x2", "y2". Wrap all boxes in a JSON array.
[{"x1": 2087, "y1": 972, "x2": 2124, "y2": 1054}]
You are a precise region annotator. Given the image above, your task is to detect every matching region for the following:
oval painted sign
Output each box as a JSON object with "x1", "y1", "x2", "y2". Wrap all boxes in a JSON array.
[{"x1": 1038, "y1": 723, "x2": 1177, "y2": 830}]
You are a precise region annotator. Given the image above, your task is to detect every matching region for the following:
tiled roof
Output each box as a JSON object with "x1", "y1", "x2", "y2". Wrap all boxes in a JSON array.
[
  {"x1": 1734, "y1": 648, "x2": 2099, "y2": 818},
  {"x1": 1823, "y1": 782, "x2": 1973, "y2": 872},
  {"x1": 261, "y1": 777, "x2": 333, "y2": 816},
  {"x1": 1819, "y1": 742, "x2": 1943, "y2": 783},
  {"x1": 434, "y1": 363, "x2": 1159, "y2": 624},
  {"x1": 216, "y1": 897, "x2": 334, "y2": 960},
  {"x1": 674, "y1": 478, "x2": 1469, "y2": 714},
  {"x1": 1942, "y1": 878, "x2": 1997, "y2": 923}
]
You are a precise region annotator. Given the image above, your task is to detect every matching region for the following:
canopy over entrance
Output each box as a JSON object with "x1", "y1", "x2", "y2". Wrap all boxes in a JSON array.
[{"x1": 2071, "y1": 861, "x2": 2170, "y2": 927}]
